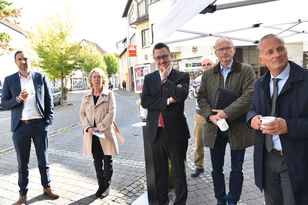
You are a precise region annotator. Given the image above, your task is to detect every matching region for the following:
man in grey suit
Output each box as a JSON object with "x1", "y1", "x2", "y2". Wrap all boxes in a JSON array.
[{"x1": 1, "y1": 50, "x2": 59, "y2": 204}]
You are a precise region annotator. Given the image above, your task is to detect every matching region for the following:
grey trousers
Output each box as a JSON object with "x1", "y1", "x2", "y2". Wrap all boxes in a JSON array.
[{"x1": 263, "y1": 150, "x2": 295, "y2": 205}]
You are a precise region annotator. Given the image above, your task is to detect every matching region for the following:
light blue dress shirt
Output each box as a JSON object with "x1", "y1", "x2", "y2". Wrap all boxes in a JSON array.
[
  {"x1": 220, "y1": 60, "x2": 233, "y2": 87},
  {"x1": 270, "y1": 63, "x2": 290, "y2": 151}
]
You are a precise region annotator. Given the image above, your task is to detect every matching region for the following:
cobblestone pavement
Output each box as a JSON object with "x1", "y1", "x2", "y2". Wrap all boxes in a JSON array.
[{"x1": 0, "y1": 90, "x2": 265, "y2": 205}]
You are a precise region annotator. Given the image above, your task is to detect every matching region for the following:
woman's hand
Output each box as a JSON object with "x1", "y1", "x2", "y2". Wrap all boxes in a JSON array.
[{"x1": 87, "y1": 128, "x2": 95, "y2": 134}]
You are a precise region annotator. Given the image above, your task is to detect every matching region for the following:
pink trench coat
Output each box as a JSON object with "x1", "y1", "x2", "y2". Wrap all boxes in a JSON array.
[{"x1": 79, "y1": 89, "x2": 119, "y2": 157}]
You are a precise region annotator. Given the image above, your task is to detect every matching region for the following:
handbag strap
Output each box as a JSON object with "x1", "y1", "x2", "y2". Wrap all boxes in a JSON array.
[{"x1": 113, "y1": 121, "x2": 125, "y2": 143}]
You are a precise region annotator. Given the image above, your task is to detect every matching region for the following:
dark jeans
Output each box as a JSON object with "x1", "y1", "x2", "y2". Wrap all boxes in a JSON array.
[
  {"x1": 210, "y1": 130, "x2": 245, "y2": 204},
  {"x1": 12, "y1": 120, "x2": 50, "y2": 195},
  {"x1": 92, "y1": 135, "x2": 113, "y2": 189}
]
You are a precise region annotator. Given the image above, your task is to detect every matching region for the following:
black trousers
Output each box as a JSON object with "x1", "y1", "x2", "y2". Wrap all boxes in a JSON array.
[
  {"x1": 92, "y1": 135, "x2": 113, "y2": 189},
  {"x1": 150, "y1": 127, "x2": 188, "y2": 205}
]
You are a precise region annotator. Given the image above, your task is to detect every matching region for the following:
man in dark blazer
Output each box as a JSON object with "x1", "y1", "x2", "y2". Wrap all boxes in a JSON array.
[
  {"x1": 1, "y1": 50, "x2": 59, "y2": 204},
  {"x1": 247, "y1": 34, "x2": 308, "y2": 205},
  {"x1": 141, "y1": 43, "x2": 190, "y2": 204}
]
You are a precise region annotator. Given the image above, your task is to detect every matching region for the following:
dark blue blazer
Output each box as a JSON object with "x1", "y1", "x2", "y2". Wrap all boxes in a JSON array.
[
  {"x1": 247, "y1": 61, "x2": 308, "y2": 205},
  {"x1": 1, "y1": 72, "x2": 54, "y2": 132},
  {"x1": 141, "y1": 68, "x2": 190, "y2": 143}
]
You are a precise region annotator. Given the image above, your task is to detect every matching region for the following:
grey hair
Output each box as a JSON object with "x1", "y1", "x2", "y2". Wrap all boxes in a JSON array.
[
  {"x1": 257, "y1": 34, "x2": 285, "y2": 51},
  {"x1": 201, "y1": 56, "x2": 217, "y2": 64},
  {"x1": 214, "y1": 37, "x2": 234, "y2": 49}
]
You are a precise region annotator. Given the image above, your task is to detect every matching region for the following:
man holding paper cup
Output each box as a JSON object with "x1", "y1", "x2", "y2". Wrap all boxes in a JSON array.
[
  {"x1": 198, "y1": 38, "x2": 256, "y2": 205},
  {"x1": 247, "y1": 34, "x2": 308, "y2": 205}
]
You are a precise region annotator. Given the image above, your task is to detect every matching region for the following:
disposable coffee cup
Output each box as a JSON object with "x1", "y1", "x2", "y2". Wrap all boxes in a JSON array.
[
  {"x1": 217, "y1": 119, "x2": 229, "y2": 131},
  {"x1": 260, "y1": 116, "x2": 276, "y2": 127}
]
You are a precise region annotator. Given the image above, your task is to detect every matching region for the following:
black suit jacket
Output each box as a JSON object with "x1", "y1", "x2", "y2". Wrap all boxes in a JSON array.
[{"x1": 141, "y1": 68, "x2": 190, "y2": 143}]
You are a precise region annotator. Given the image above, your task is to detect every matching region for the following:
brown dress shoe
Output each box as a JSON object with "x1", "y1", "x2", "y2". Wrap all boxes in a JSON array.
[
  {"x1": 43, "y1": 187, "x2": 59, "y2": 199},
  {"x1": 17, "y1": 195, "x2": 27, "y2": 205}
]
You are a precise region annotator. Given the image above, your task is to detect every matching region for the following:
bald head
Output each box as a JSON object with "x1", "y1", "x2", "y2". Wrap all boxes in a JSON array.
[{"x1": 214, "y1": 38, "x2": 236, "y2": 68}]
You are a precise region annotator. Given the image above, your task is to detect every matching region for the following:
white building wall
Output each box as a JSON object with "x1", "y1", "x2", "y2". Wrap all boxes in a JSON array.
[
  {"x1": 0, "y1": 24, "x2": 29, "y2": 86},
  {"x1": 285, "y1": 43, "x2": 303, "y2": 66}
]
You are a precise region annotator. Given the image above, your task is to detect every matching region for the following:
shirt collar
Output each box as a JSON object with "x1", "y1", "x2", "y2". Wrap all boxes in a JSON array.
[
  {"x1": 19, "y1": 71, "x2": 32, "y2": 80},
  {"x1": 220, "y1": 60, "x2": 233, "y2": 71},
  {"x1": 270, "y1": 63, "x2": 290, "y2": 81}
]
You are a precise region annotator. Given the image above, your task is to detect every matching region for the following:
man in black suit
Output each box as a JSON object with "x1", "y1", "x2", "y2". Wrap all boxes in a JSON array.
[{"x1": 141, "y1": 43, "x2": 190, "y2": 204}]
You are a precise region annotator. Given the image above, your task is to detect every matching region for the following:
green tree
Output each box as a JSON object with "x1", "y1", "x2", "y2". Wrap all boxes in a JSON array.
[
  {"x1": 79, "y1": 44, "x2": 106, "y2": 74},
  {"x1": 28, "y1": 15, "x2": 79, "y2": 104},
  {"x1": 0, "y1": 0, "x2": 21, "y2": 55},
  {"x1": 104, "y1": 54, "x2": 119, "y2": 79}
]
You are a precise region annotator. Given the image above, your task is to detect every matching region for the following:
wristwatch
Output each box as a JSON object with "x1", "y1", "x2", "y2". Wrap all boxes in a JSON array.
[{"x1": 16, "y1": 96, "x2": 22, "y2": 103}]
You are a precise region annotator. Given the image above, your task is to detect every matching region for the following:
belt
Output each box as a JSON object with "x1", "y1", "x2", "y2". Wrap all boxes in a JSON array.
[
  {"x1": 20, "y1": 118, "x2": 43, "y2": 124},
  {"x1": 272, "y1": 148, "x2": 283, "y2": 156}
]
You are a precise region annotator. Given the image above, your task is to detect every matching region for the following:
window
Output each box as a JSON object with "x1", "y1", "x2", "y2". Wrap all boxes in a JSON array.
[
  {"x1": 137, "y1": 0, "x2": 147, "y2": 18},
  {"x1": 128, "y1": 5, "x2": 136, "y2": 24},
  {"x1": 130, "y1": 34, "x2": 136, "y2": 46},
  {"x1": 149, "y1": 0, "x2": 159, "y2": 4},
  {"x1": 142, "y1": 29, "x2": 150, "y2": 47}
]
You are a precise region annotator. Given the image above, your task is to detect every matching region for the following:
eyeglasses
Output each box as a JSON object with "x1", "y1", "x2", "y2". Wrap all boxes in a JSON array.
[
  {"x1": 215, "y1": 47, "x2": 233, "y2": 52},
  {"x1": 202, "y1": 63, "x2": 213, "y2": 67},
  {"x1": 154, "y1": 54, "x2": 169, "y2": 61}
]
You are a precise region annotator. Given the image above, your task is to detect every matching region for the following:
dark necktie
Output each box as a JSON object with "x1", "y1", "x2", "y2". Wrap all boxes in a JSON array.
[
  {"x1": 265, "y1": 78, "x2": 280, "y2": 152},
  {"x1": 159, "y1": 87, "x2": 165, "y2": 128}
]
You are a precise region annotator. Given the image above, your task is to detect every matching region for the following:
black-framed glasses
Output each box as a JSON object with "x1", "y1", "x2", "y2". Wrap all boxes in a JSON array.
[
  {"x1": 154, "y1": 54, "x2": 169, "y2": 61},
  {"x1": 202, "y1": 63, "x2": 212, "y2": 67}
]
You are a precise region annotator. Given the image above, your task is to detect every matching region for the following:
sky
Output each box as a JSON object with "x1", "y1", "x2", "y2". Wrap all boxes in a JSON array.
[{"x1": 13, "y1": 0, "x2": 128, "y2": 54}]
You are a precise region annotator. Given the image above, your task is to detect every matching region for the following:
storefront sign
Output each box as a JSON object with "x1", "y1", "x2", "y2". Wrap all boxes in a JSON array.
[{"x1": 128, "y1": 45, "x2": 137, "y2": 57}]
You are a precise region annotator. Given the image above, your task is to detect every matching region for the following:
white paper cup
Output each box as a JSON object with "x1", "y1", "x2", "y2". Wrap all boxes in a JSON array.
[
  {"x1": 217, "y1": 119, "x2": 229, "y2": 131},
  {"x1": 260, "y1": 116, "x2": 276, "y2": 127}
]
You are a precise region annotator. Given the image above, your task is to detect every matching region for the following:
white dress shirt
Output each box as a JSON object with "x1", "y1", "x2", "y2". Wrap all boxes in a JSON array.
[{"x1": 19, "y1": 72, "x2": 43, "y2": 120}]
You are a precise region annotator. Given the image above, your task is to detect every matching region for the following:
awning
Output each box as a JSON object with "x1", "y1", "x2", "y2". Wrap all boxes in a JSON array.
[{"x1": 153, "y1": 0, "x2": 308, "y2": 46}]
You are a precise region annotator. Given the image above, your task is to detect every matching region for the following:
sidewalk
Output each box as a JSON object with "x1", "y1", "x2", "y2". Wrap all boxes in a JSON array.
[
  {"x1": 0, "y1": 128, "x2": 264, "y2": 204},
  {"x1": 0, "y1": 90, "x2": 265, "y2": 204}
]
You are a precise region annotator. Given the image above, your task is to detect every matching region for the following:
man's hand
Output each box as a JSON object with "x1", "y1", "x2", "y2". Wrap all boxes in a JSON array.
[
  {"x1": 18, "y1": 89, "x2": 28, "y2": 101},
  {"x1": 261, "y1": 117, "x2": 288, "y2": 135},
  {"x1": 169, "y1": 97, "x2": 176, "y2": 104},
  {"x1": 161, "y1": 65, "x2": 171, "y2": 81},
  {"x1": 209, "y1": 115, "x2": 221, "y2": 125},
  {"x1": 209, "y1": 109, "x2": 228, "y2": 126},
  {"x1": 251, "y1": 115, "x2": 262, "y2": 130},
  {"x1": 196, "y1": 86, "x2": 200, "y2": 93},
  {"x1": 212, "y1": 109, "x2": 228, "y2": 119}
]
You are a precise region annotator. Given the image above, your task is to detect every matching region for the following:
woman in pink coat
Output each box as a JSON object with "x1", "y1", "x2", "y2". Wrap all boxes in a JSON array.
[{"x1": 80, "y1": 68, "x2": 118, "y2": 198}]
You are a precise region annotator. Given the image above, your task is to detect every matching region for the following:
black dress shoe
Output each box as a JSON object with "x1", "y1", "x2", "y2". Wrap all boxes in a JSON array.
[
  {"x1": 191, "y1": 168, "x2": 204, "y2": 178},
  {"x1": 95, "y1": 185, "x2": 105, "y2": 198}
]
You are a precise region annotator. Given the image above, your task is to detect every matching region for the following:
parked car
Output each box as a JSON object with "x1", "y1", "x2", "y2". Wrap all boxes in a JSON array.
[
  {"x1": 51, "y1": 87, "x2": 62, "y2": 106},
  {"x1": 0, "y1": 88, "x2": 2, "y2": 109}
]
